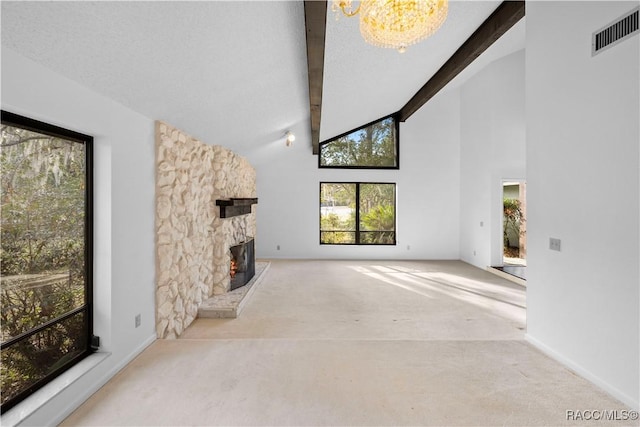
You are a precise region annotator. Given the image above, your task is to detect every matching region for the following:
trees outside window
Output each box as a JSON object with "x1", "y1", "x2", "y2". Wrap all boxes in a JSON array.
[
  {"x1": 319, "y1": 115, "x2": 399, "y2": 169},
  {"x1": 1, "y1": 111, "x2": 93, "y2": 412},
  {"x1": 320, "y1": 182, "x2": 396, "y2": 245}
]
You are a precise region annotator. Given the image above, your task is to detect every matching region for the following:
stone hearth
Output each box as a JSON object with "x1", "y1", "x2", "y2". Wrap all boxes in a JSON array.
[{"x1": 198, "y1": 261, "x2": 270, "y2": 318}]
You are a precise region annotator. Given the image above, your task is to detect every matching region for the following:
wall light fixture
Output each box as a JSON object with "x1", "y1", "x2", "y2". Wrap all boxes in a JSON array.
[{"x1": 285, "y1": 131, "x2": 295, "y2": 147}]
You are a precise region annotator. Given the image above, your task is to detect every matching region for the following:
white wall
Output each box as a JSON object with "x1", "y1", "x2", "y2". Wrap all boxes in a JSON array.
[
  {"x1": 247, "y1": 89, "x2": 461, "y2": 260},
  {"x1": 459, "y1": 50, "x2": 526, "y2": 269},
  {"x1": 526, "y1": 1, "x2": 639, "y2": 409},
  {"x1": 1, "y1": 48, "x2": 157, "y2": 425}
]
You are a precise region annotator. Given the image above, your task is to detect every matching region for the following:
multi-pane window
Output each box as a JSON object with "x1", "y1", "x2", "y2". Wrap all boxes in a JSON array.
[
  {"x1": 319, "y1": 115, "x2": 399, "y2": 169},
  {"x1": 0, "y1": 111, "x2": 93, "y2": 412},
  {"x1": 320, "y1": 182, "x2": 396, "y2": 245}
]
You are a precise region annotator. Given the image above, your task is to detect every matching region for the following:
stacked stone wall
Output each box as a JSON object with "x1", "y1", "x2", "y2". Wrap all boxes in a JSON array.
[{"x1": 155, "y1": 121, "x2": 256, "y2": 339}]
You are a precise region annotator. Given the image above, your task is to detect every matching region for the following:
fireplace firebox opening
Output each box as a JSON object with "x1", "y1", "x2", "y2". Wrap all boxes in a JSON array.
[{"x1": 229, "y1": 238, "x2": 255, "y2": 291}]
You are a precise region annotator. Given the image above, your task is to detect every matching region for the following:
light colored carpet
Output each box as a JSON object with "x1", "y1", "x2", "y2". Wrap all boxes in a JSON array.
[{"x1": 61, "y1": 260, "x2": 633, "y2": 426}]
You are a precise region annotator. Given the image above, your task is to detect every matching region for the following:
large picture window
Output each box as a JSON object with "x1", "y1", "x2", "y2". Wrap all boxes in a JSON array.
[
  {"x1": 0, "y1": 111, "x2": 93, "y2": 412},
  {"x1": 319, "y1": 115, "x2": 399, "y2": 169},
  {"x1": 320, "y1": 182, "x2": 396, "y2": 245}
]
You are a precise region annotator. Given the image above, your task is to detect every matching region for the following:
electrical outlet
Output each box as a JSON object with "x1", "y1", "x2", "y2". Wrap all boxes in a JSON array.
[
  {"x1": 549, "y1": 238, "x2": 561, "y2": 252},
  {"x1": 135, "y1": 314, "x2": 141, "y2": 328},
  {"x1": 277, "y1": 245, "x2": 280, "y2": 250},
  {"x1": 406, "y1": 245, "x2": 411, "y2": 250}
]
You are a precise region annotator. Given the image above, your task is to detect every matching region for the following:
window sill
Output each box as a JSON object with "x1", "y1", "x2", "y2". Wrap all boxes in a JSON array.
[{"x1": 1, "y1": 352, "x2": 111, "y2": 427}]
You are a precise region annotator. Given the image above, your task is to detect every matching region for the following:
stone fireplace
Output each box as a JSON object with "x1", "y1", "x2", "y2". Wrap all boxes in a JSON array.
[{"x1": 155, "y1": 121, "x2": 256, "y2": 339}]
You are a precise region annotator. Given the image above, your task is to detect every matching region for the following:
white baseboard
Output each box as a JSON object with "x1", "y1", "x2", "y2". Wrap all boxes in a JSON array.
[
  {"x1": 525, "y1": 334, "x2": 639, "y2": 410},
  {"x1": 49, "y1": 334, "x2": 157, "y2": 426}
]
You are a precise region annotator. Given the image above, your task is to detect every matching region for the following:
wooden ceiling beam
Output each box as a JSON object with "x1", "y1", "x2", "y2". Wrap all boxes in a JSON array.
[
  {"x1": 399, "y1": 1, "x2": 525, "y2": 122},
  {"x1": 304, "y1": 0, "x2": 327, "y2": 155}
]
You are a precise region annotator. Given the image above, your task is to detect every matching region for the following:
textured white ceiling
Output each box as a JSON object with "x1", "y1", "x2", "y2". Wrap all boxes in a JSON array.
[
  {"x1": 1, "y1": 1, "x2": 524, "y2": 153},
  {"x1": 1, "y1": 1, "x2": 309, "y2": 155}
]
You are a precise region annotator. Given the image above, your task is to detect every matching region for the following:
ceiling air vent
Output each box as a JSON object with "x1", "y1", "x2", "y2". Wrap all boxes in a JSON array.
[{"x1": 592, "y1": 6, "x2": 639, "y2": 56}]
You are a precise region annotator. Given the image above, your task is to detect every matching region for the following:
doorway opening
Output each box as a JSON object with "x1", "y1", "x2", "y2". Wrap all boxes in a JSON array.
[{"x1": 500, "y1": 181, "x2": 526, "y2": 280}]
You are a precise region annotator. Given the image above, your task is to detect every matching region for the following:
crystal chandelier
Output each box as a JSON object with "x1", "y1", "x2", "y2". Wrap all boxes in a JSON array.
[{"x1": 332, "y1": 0, "x2": 448, "y2": 53}]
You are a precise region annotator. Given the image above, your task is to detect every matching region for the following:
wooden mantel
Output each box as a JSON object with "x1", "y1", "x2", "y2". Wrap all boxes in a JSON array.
[{"x1": 216, "y1": 198, "x2": 258, "y2": 218}]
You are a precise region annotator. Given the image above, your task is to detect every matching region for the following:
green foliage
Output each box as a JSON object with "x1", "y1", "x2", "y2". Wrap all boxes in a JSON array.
[
  {"x1": 320, "y1": 183, "x2": 355, "y2": 208},
  {"x1": 320, "y1": 117, "x2": 397, "y2": 167},
  {"x1": 361, "y1": 204, "x2": 395, "y2": 230},
  {"x1": 360, "y1": 205, "x2": 395, "y2": 244},
  {"x1": 320, "y1": 231, "x2": 356, "y2": 244},
  {"x1": 321, "y1": 213, "x2": 341, "y2": 230},
  {"x1": 359, "y1": 183, "x2": 394, "y2": 214},
  {"x1": 503, "y1": 198, "x2": 525, "y2": 248},
  {"x1": 320, "y1": 183, "x2": 395, "y2": 244},
  {"x1": 1, "y1": 124, "x2": 87, "y2": 407},
  {"x1": 1, "y1": 127, "x2": 85, "y2": 276},
  {"x1": 1, "y1": 308, "x2": 85, "y2": 406}
]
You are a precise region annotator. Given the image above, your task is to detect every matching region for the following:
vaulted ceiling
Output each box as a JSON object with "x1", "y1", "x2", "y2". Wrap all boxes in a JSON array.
[{"x1": 1, "y1": 1, "x2": 525, "y2": 156}]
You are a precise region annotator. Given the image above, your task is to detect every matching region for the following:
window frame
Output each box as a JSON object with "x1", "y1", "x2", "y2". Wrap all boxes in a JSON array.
[
  {"x1": 318, "y1": 113, "x2": 400, "y2": 169},
  {"x1": 319, "y1": 181, "x2": 397, "y2": 246},
  {"x1": 0, "y1": 111, "x2": 94, "y2": 413}
]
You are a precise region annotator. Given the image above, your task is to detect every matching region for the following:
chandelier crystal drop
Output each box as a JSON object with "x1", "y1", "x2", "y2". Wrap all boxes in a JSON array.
[{"x1": 332, "y1": 0, "x2": 448, "y2": 52}]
